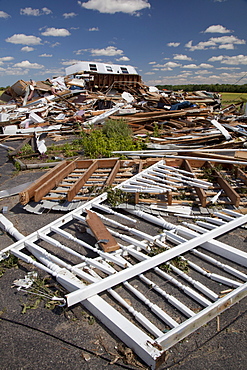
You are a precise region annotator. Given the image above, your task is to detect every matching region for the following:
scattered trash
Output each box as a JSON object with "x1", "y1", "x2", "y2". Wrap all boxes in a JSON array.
[{"x1": 12, "y1": 271, "x2": 38, "y2": 290}]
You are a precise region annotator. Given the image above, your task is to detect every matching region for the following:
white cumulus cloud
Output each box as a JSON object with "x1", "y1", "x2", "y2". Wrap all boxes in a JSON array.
[
  {"x1": 21, "y1": 46, "x2": 34, "y2": 52},
  {"x1": 153, "y1": 62, "x2": 181, "y2": 71},
  {"x1": 20, "y1": 7, "x2": 52, "y2": 16},
  {"x1": 116, "y1": 56, "x2": 130, "y2": 61},
  {"x1": 221, "y1": 55, "x2": 247, "y2": 65},
  {"x1": 6, "y1": 34, "x2": 42, "y2": 45},
  {"x1": 208, "y1": 54, "x2": 247, "y2": 65},
  {"x1": 183, "y1": 64, "x2": 200, "y2": 69},
  {"x1": 199, "y1": 63, "x2": 213, "y2": 68},
  {"x1": 39, "y1": 53, "x2": 53, "y2": 57},
  {"x1": 173, "y1": 54, "x2": 192, "y2": 61},
  {"x1": 195, "y1": 70, "x2": 211, "y2": 75},
  {"x1": 0, "y1": 56, "x2": 14, "y2": 62},
  {"x1": 186, "y1": 35, "x2": 245, "y2": 51},
  {"x1": 13, "y1": 60, "x2": 44, "y2": 69},
  {"x1": 211, "y1": 35, "x2": 245, "y2": 45},
  {"x1": 50, "y1": 42, "x2": 60, "y2": 48},
  {"x1": 167, "y1": 42, "x2": 180, "y2": 47},
  {"x1": 219, "y1": 43, "x2": 235, "y2": 50},
  {"x1": 88, "y1": 27, "x2": 99, "y2": 31},
  {"x1": 203, "y1": 25, "x2": 232, "y2": 33},
  {"x1": 208, "y1": 55, "x2": 224, "y2": 62},
  {"x1": 78, "y1": 0, "x2": 151, "y2": 15},
  {"x1": 41, "y1": 28, "x2": 71, "y2": 37},
  {"x1": 0, "y1": 10, "x2": 10, "y2": 18},
  {"x1": 91, "y1": 46, "x2": 124, "y2": 56},
  {"x1": 63, "y1": 12, "x2": 77, "y2": 18}
]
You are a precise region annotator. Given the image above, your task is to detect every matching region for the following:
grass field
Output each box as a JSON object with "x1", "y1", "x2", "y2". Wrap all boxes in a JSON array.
[{"x1": 220, "y1": 92, "x2": 247, "y2": 106}]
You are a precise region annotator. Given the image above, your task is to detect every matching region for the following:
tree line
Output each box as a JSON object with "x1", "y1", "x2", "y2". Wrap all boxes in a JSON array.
[{"x1": 155, "y1": 84, "x2": 247, "y2": 93}]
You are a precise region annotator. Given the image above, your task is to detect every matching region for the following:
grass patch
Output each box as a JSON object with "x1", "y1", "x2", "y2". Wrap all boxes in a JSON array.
[{"x1": 220, "y1": 92, "x2": 247, "y2": 107}]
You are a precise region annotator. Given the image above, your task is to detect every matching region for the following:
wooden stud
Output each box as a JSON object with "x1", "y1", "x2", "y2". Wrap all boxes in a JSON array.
[
  {"x1": 34, "y1": 160, "x2": 77, "y2": 203},
  {"x1": 19, "y1": 161, "x2": 68, "y2": 205},
  {"x1": 182, "y1": 159, "x2": 207, "y2": 207},
  {"x1": 67, "y1": 161, "x2": 98, "y2": 201},
  {"x1": 85, "y1": 209, "x2": 120, "y2": 252}
]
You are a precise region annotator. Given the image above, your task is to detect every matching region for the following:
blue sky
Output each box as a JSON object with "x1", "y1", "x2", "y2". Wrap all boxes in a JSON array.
[{"x1": 0, "y1": 0, "x2": 247, "y2": 87}]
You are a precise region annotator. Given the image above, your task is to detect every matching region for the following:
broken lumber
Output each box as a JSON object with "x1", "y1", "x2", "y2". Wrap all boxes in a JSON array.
[{"x1": 86, "y1": 209, "x2": 120, "y2": 252}]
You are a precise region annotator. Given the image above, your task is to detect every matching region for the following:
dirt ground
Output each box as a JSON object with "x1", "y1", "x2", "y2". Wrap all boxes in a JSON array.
[{"x1": 0, "y1": 141, "x2": 246, "y2": 370}]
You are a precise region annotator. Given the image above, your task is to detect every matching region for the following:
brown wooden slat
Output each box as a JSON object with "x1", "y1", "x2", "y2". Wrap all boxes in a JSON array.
[
  {"x1": 182, "y1": 159, "x2": 207, "y2": 207},
  {"x1": 34, "y1": 159, "x2": 78, "y2": 203},
  {"x1": 235, "y1": 166, "x2": 247, "y2": 185},
  {"x1": 67, "y1": 160, "x2": 98, "y2": 201},
  {"x1": 71, "y1": 159, "x2": 94, "y2": 169},
  {"x1": 205, "y1": 161, "x2": 240, "y2": 207},
  {"x1": 104, "y1": 160, "x2": 121, "y2": 187},
  {"x1": 19, "y1": 160, "x2": 68, "y2": 205}
]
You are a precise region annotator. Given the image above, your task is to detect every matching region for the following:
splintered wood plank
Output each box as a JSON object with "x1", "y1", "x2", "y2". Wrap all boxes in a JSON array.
[
  {"x1": 67, "y1": 160, "x2": 99, "y2": 201},
  {"x1": 33, "y1": 160, "x2": 78, "y2": 203},
  {"x1": 104, "y1": 160, "x2": 121, "y2": 187},
  {"x1": 205, "y1": 161, "x2": 240, "y2": 207},
  {"x1": 19, "y1": 161, "x2": 68, "y2": 205},
  {"x1": 85, "y1": 209, "x2": 120, "y2": 252},
  {"x1": 182, "y1": 159, "x2": 207, "y2": 207}
]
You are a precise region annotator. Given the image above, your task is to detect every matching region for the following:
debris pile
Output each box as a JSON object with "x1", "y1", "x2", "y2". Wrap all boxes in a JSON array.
[
  {"x1": 1, "y1": 62, "x2": 247, "y2": 370},
  {"x1": 1, "y1": 70, "x2": 246, "y2": 153},
  {"x1": 1, "y1": 61, "x2": 245, "y2": 150}
]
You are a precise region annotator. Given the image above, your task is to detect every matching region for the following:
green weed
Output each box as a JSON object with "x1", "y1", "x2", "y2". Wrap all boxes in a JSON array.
[
  {"x1": 17, "y1": 144, "x2": 35, "y2": 156},
  {"x1": 106, "y1": 187, "x2": 131, "y2": 207},
  {"x1": 79, "y1": 119, "x2": 146, "y2": 158},
  {"x1": 0, "y1": 254, "x2": 19, "y2": 277},
  {"x1": 20, "y1": 276, "x2": 65, "y2": 313}
]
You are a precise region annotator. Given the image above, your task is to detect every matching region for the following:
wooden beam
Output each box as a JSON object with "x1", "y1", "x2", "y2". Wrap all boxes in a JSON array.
[
  {"x1": 33, "y1": 159, "x2": 78, "y2": 203},
  {"x1": 67, "y1": 160, "x2": 98, "y2": 201},
  {"x1": 205, "y1": 161, "x2": 240, "y2": 207},
  {"x1": 104, "y1": 160, "x2": 120, "y2": 187},
  {"x1": 235, "y1": 166, "x2": 247, "y2": 185},
  {"x1": 19, "y1": 161, "x2": 68, "y2": 205},
  {"x1": 182, "y1": 159, "x2": 207, "y2": 207},
  {"x1": 86, "y1": 209, "x2": 120, "y2": 252}
]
